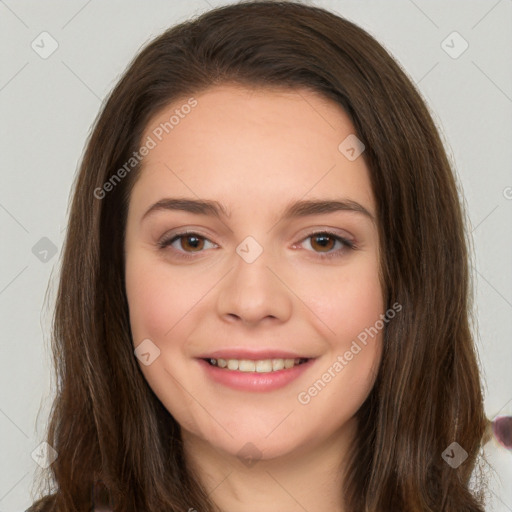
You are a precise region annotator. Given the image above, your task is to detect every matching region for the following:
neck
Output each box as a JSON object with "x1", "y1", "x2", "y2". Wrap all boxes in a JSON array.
[{"x1": 181, "y1": 418, "x2": 357, "y2": 512}]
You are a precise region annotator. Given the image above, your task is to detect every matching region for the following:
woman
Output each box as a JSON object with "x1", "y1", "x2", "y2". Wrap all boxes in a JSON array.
[{"x1": 28, "y1": 1, "x2": 490, "y2": 510}]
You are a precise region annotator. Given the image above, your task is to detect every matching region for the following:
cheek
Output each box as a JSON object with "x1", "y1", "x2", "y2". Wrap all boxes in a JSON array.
[
  {"x1": 125, "y1": 255, "x2": 187, "y2": 344},
  {"x1": 312, "y1": 257, "x2": 384, "y2": 345},
  {"x1": 296, "y1": 262, "x2": 384, "y2": 424}
]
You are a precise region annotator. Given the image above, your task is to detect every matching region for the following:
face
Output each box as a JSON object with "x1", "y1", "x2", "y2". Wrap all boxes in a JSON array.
[{"x1": 124, "y1": 84, "x2": 384, "y2": 462}]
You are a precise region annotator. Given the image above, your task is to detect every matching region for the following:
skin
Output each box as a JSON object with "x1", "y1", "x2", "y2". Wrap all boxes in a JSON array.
[{"x1": 124, "y1": 84, "x2": 384, "y2": 512}]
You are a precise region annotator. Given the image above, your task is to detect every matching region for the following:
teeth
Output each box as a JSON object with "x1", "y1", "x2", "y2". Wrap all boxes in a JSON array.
[
  {"x1": 284, "y1": 358, "x2": 295, "y2": 369},
  {"x1": 239, "y1": 360, "x2": 255, "y2": 372},
  {"x1": 227, "y1": 359, "x2": 239, "y2": 370},
  {"x1": 272, "y1": 358, "x2": 285, "y2": 371},
  {"x1": 207, "y1": 357, "x2": 307, "y2": 373},
  {"x1": 256, "y1": 359, "x2": 272, "y2": 372}
]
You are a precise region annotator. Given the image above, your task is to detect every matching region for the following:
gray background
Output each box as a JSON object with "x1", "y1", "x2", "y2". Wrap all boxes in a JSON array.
[{"x1": 0, "y1": 1, "x2": 511, "y2": 510}]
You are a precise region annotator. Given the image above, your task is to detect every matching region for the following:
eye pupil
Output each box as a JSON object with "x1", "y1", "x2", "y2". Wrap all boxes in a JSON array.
[
  {"x1": 183, "y1": 235, "x2": 204, "y2": 251},
  {"x1": 311, "y1": 234, "x2": 335, "y2": 252}
]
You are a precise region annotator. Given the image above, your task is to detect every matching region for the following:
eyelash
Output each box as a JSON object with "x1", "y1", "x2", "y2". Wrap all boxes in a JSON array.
[{"x1": 157, "y1": 230, "x2": 356, "y2": 261}]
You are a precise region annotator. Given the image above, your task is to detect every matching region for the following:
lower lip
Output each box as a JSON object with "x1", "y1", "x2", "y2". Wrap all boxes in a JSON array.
[{"x1": 197, "y1": 358, "x2": 315, "y2": 392}]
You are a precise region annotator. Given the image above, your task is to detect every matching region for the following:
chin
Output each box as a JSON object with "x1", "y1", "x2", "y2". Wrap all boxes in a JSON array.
[{"x1": 216, "y1": 434, "x2": 303, "y2": 464}]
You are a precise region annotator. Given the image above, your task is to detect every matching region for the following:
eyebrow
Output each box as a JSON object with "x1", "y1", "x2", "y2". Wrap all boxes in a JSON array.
[{"x1": 141, "y1": 197, "x2": 375, "y2": 224}]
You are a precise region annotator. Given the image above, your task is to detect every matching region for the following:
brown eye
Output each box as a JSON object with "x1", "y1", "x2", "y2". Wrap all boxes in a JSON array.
[
  {"x1": 299, "y1": 231, "x2": 355, "y2": 260},
  {"x1": 309, "y1": 233, "x2": 336, "y2": 252},
  {"x1": 158, "y1": 232, "x2": 216, "y2": 257},
  {"x1": 179, "y1": 234, "x2": 205, "y2": 252}
]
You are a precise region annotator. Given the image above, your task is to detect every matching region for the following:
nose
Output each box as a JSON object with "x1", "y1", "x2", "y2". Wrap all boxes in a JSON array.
[{"x1": 215, "y1": 245, "x2": 293, "y2": 327}]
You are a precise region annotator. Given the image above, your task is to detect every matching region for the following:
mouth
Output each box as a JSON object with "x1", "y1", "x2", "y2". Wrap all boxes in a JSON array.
[
  {"x1": 203, "y1": 357, "x2": 310, "y2": 373},
  {"x1": 198, "y1": 356, "x2": 316, "y2": 392}
]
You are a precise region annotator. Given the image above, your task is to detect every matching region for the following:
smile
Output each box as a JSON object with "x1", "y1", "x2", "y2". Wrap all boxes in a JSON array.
[
  {"x1": 198, "y1": 357, "x2": 315, "y2": 392},
  {"x1": 205, "y1": 357, "x2": 310, "y2": 373}
]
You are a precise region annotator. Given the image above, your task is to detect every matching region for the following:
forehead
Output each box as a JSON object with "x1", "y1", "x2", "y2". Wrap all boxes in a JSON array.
[{"x1": 130, "y1": 85, "x2": 374, "y2": 218}]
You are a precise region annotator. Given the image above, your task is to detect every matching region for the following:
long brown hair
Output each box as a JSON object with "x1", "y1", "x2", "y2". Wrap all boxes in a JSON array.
[{"x1": 28, "y1": 1, "x2": 489, "y2": 510}]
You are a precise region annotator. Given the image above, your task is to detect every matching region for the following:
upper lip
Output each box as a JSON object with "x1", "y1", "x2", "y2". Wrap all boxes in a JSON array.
[{"x1": 197, "y1": 348, "x2": 314, "y2": 360}]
